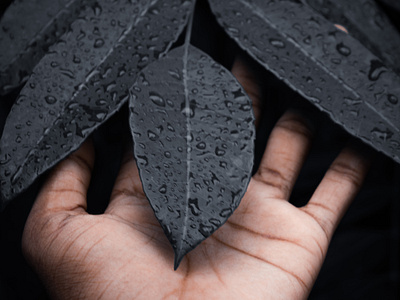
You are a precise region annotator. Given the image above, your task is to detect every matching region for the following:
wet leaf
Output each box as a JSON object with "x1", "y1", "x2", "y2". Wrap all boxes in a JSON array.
[
  {"x1": 129, "y1": 44, "x2": 255, "y2": 269},
  {"x1": 376, "y1": 0, "x2": 400, "y2": 13},
  {"x1": 305, "y1": 0, "x2": 400, "y2": 74},
  {"x1": 0, "y1": 0, "x2": 194, "y2": 204},
  {"x1": 209, "y1": 0, "x2": 400, "y2": 164},
  {"x1": 0, "y1": 0, "x2": 96, "y2": 95}
]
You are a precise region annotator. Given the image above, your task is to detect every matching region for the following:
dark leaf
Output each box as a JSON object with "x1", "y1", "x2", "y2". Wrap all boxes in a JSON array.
[
  {"x1": 305, "y1": 0, "x2": 400, "y2": 74},
  {"x1": 0, "y1": 0, "x2": 194, "y2": 205},
  {"x1": 0, "y1": 0, "x2": 95, "y2": 95},
  {"x1": 129, "y1": 44, "x2": 255, "y2": 269},
  {"x1": 376, "y1": 0, "x2": 400, "y2": 13},
  {"x1": 208, "y1": 0, "x2": 400, "y2": 164}
]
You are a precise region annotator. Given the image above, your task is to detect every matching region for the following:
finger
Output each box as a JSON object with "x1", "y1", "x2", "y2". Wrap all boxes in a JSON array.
[
  {"x1": 254, "y1": 110, "x2": 314, "y2": 199},
  {"x1": 231, "y1": 55, "x2": 262, "y2": 127},
  {"x1": 32, "y1": 140, "x2": 95, "y2": 215},
  {"x1": 302, "y1": 143, "x2": 372, "y2": 240},
  {"x1": 105, "y1": 148, "x2": 149, "y2": 221}
]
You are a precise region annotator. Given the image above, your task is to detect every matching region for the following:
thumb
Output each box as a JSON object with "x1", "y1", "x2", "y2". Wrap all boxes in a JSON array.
[{"x1": 30, "y1": 140, "x2": 95, "y2": 215}]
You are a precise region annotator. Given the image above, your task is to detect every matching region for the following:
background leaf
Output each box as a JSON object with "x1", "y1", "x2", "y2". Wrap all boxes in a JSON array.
[
  {"x1": 305, "y1": 0, "x2": 400, "y2": 74},
  {"x1": 0, "y1": 0, "x2": 194, "y2": 205},
  {"x1": 129, "y1": 44, "x2": 255, "y2": 269},
  {"x1": 376, "y1": 0, "x2": 400, "y2": 13},
  {"x1": 0, "y1": 0, "x2": 96, "y2": 96},
  {"x1": 208, "y1": 0, "x2": 400, "y2": 164}
]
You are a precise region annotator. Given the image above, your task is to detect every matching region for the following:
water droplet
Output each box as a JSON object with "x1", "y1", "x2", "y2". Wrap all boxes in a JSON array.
[
  {"x1": 209, "y1": 218, "x2": 221, "y2": 226},
  {"x1": 387, "y1": 94, "x2": 398, "y2": 105},
  {"x1": 147, "y1": 130, "x2": 158, "y2": 141},
  {"x1": 118, "y1": 65, "x2": 126, "y2": 77},
  {"x1": 50, "y1": 61, "x2": 59, "y2": 68},
  {"x1": 368, "y1": 60, "x2": 386, "y2": 81},
  {"x1": 137, "y1": 155, "x2": 148, "y2": 166},
  {"x1": 219, "y1": 161, "x2": 227, "y2": 168},
  {"x1": 164, "y1": 151, "x2": 171, "y2": 158},
  {"x1": 0, "y1": 154, "x2": 11, "y2": 165},
  {"x1": 181, "y1": 107, "x2": 193, "y2": 117},
  {"x1": 199, "y1": 223, "x2": 213, "y2": 237},
  {"x1": 227, "y1": 27, "x2": 239, "y2": 36},
  {"x1": 336, "y1": 42, "x2": 351, "y2": 56},
  {"x1": 149, "y1": 92, "x2": 165, "y2": 107},
  {"x1": 181, "y1": 100, "x2": 196, "y2": 118},
  {"x1": 167, "y1": 123, "x2": 175, "y2": 132},
  {"x1": 189, "y1": 198, "x2": 201, "y2": 216},
  {"x1": 224, "y1": 101, "x2": 233, "y2": 108},
  {"x1": 60, "y1": 68, "x2": 75, "y2": 79},
  {"x1": 96, "y1": 99, "x2": 107, "y2": 106},
  {"x1": 371, "y1": 128, "x2": 393, "y2": 141},
  {"x1": 219, "y1": 208, "x2": 232, "y2": 218},
  {"x1": 240, "y1": 104, "x2": 251, "y2": 111},
  {"x1": 168, "y1": 69, "x2": 181, "y2": 80},
  {"x1": 76, "y1": 30, "x2": 86, "y2": 41},
  {"x1": 94, "y1": 38, "x2": 105, "y2": 48},
  {"x1": 73, "y1": 55, "x2": 81, "y2": 64},
  {"x1": 196, "y1": 142, "x2": 206, "y2": 150},
  {"x1": 93, "y1": 3, "x2": 102, "y2": 16},
  {"x1": 269, "y1": 38, "x2": 285, "y2": 48},
  {"x1": 159, "y1": 184, "x2": 167, "y2": 194},
  {"x1": 303, "y1": 36, "x2": 311, "y2": 44},
  {"x1": 45, "y1": 95, "x2": 57, "y2": 104},
  {"x1": 11, "y1": 166, "x2": 23, "y2": 185}
]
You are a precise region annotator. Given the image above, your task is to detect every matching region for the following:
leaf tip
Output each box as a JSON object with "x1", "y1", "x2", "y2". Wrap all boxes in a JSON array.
[{"x1": 173, "y1": 249, "x2": 185, "y2": 271}]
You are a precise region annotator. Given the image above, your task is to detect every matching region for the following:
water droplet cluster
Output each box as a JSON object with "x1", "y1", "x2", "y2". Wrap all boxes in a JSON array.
[
  {"x1": 209, "y1": 0, "x2": 400, "y2": 163},
  {"x1": 305, "y1": 0, "x2": 400, "y2": 75},
  {"x1": 0, "y1": 0, "x2": 96, "y2": 95},
  {"x1": 0, "y1": 0, "x2": 195, "y2": 201}
]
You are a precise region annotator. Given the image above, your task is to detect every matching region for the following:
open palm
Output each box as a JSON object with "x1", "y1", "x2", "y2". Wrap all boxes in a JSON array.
[{"x1": 22, "y1": 60, "x2": 370, "y2": 300}]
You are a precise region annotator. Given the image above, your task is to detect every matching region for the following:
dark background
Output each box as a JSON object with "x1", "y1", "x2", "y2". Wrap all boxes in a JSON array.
[{"x1": 1, "y1": 0, "x2": 399, "y2": 299}]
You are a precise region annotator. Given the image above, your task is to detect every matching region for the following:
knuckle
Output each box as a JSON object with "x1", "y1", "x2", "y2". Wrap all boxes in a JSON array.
[
  {"x1": 329, "y1": 161, "x2": 362, "y2": 189},
  {"x1": 276, "y1": 113, "x2": 314, "y2": 140},
  {"x1": 256, "y1": 166, "x2": 290, "y2": 197},
  {"x1": 69, "y1": 152, "x2": 93, "y2": 172}
]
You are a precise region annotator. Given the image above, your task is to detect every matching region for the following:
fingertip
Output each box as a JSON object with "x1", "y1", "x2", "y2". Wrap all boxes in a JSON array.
[{"x1": 231, "y1": 55, "x2": 262, "y2": 126}]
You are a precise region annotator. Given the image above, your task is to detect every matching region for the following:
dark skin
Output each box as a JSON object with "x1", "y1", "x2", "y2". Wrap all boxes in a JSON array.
[{"x1": 22, "y1": 57, "x2": 371, "y2": 299}]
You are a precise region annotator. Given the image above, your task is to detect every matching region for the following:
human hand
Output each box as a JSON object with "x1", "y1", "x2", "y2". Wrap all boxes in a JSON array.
[{"x1": 22, "y1": 59, "x2": 371, "y2": 300}]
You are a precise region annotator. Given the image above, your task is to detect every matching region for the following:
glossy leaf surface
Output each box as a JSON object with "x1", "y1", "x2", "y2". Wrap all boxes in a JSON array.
[
  {"x1": 209, "y1": 0, "x2": 400, "y2": 164},
  {"x1": 305, "y1": 0, "x2": 400, "y2": 74},
  {"x1": 129, "y1": 45, "x2": 255, "y2": 269},
  {"x1": 0, "y1": 0, "x2": 194, "y2": 204},
  {"x1": 0, "y1": 0, "x2": 95, "y2": 95}
]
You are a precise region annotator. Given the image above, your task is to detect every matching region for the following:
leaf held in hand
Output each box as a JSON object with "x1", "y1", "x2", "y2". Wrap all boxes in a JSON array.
[
  {"x1": 209, "y1": 0, "x2": 400, "y2": 164},
  {"x1": 0, "y1": 0, "x2": 96, "y2": 95},
  {"x1": 129, "y1": 45, "x2": 255, "y2": 269},
  {"x1": 0, "y1": 0, "x2": 194, "y2": 204}
]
